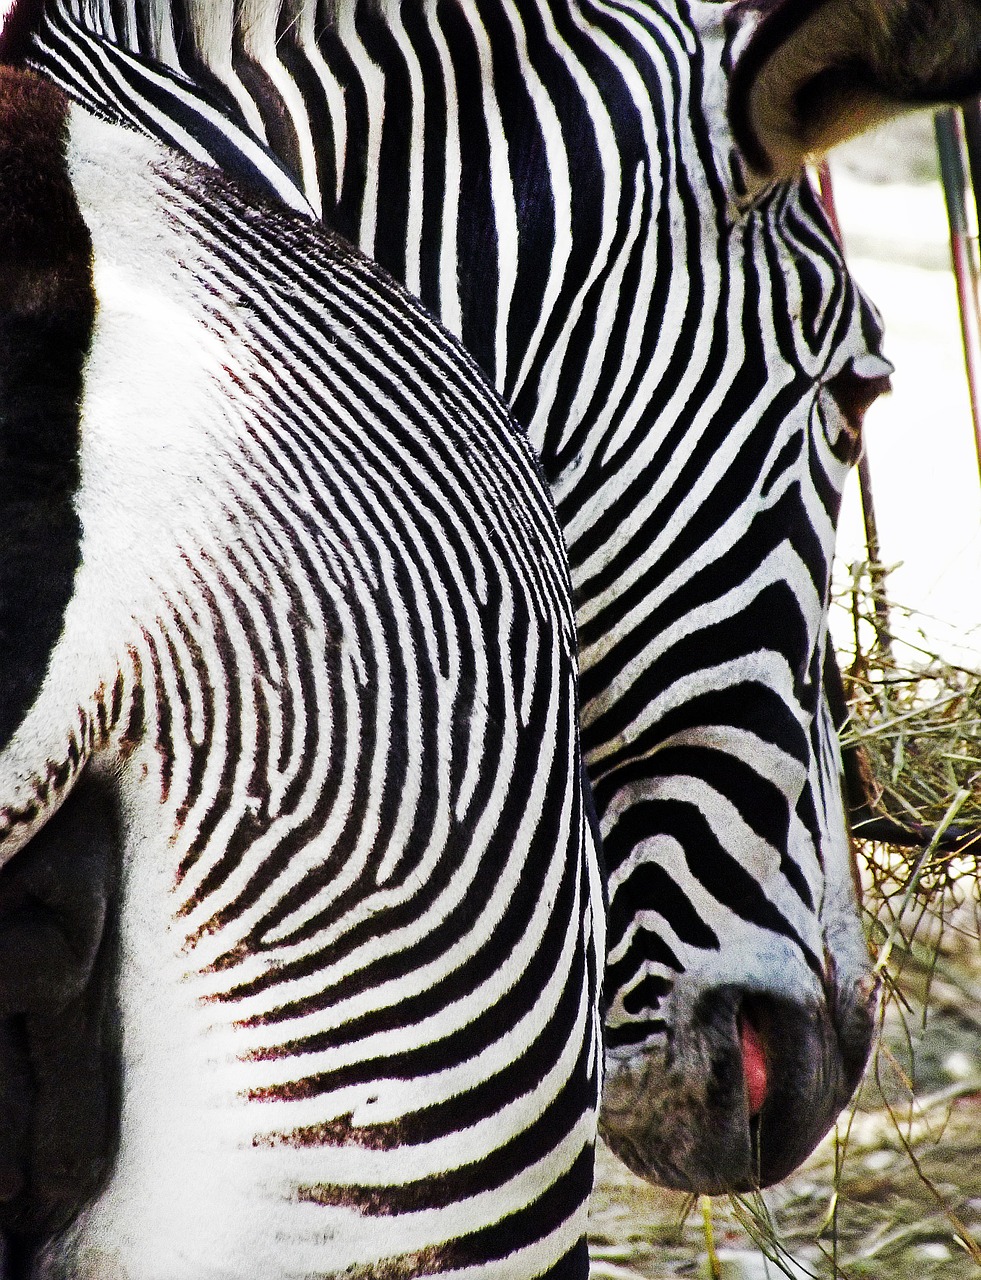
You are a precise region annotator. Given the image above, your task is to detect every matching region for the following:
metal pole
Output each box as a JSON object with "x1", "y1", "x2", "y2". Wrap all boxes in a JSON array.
[
  {"x1": 935, "y1": 107, "x2": 981, "y2": 488},
  {"x1": 958, "y1": 99, "x2": 981, "y2": 238}
]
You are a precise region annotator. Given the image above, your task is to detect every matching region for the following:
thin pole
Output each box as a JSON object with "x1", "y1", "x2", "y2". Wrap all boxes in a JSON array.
[
  {"x1": 959, "y1": 99, "x2": 981, "y2": 213},
  {"x1": 816, "y1": 162, "x2": 891, "y2": 647},
  {"x1": 816, "y1": 161, "x2": 843, "y2": 242},
  {"x1": 935, "y1": 107, "x2": 981, "y2": 488}
]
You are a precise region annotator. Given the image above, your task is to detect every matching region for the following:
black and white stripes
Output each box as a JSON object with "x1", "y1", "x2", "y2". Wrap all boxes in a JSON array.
[
  {"x1": 14, "y1": 0, "x2": 890, "y2": 1192},
  {"x1": 0, "y1": 72, "x2": 603, "y2": 1277}
]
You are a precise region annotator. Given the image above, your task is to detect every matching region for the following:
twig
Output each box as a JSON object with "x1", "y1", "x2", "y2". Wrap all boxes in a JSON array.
[
  {"x1": 874, "y1": 789, "x2": 973, "y2": 973},
  {"x1": 701, "y1": 1196, "x2": 721, "y2": 1280}
]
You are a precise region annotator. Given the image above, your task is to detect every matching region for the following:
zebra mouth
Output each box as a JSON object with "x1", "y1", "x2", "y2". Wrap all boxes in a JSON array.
[
  {"x1": 727, "y1": 986, "x2": 872, "y2": 1190},
  {"x1": 741, "y1": 971, "x2": 877, "y2": 1188},
  {"x1": 599, "y1": 978, "x2": 876, "y2": 1194},
  {"x1": 739, "y1": 1009, "x2": 769, "y2": 1118}
]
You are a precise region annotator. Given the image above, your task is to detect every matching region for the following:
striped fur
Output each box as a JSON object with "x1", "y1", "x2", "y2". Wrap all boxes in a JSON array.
[
  {"x1": 9, "y1": 0, "x2": 912, "y2": 1192},
  {"x1": 0, "y1": 67, "x2": 604, "y2": 1277}
]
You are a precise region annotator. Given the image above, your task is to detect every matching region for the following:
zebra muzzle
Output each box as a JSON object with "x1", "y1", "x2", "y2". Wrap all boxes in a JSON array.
[{"x1": 599, "y1": 978, "x2": 876, "y2": 1194}]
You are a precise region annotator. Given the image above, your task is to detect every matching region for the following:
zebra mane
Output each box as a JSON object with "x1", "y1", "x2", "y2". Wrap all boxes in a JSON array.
[{"x1": 155, "y1": 0, "x2": 396, "y2": 65}]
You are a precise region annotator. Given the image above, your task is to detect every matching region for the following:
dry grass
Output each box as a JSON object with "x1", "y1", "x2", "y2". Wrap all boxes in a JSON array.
[
  {"x1": 738, "y1": 563, "x2": 981, "y2": 1276},
  {"x1": 785, "y1": 564, "x2": 981, "y2": 1276},
  {"x1": 837, "y1": 559, "x2": 981, "y2": 866}
]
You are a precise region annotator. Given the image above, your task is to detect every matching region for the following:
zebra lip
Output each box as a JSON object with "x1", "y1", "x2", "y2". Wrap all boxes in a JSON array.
[{"x1": 738, "y1": 1010, "x2": 768, "y2": 1117}]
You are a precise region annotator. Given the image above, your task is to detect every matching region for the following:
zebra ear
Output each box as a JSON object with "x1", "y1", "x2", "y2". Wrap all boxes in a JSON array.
[{"x1": 728, "y1": 0, "x2": 981, "y2": 182}]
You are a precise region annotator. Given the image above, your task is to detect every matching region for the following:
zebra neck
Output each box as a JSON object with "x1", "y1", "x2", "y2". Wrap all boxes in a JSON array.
[{"x1": 25, "y1": 0, "x2": 734, "y2": 437}]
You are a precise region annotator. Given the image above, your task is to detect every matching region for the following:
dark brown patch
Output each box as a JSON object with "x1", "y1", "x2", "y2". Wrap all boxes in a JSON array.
[
  {"x1": 253, "y1": 1112, "x2": 404, "y2": 1151},
  {"x1": 0, "y1": 66, "x2": 96, "y2": 752},
  {"x1": 311, "y1": 1244, "x2": 448, "y2": 1280},
  {"x1": 0, "y1": 0, "x2": 46, "y2": 65},
  {"x1": 0, "y1": 67, "x2": 90, "y2": 293},
  {"x1": 0, "y1": 771, "x2": 122, "y2": 1242},
  {"x1": 729, "y1": 0, "x2": 981, "y2": 182}
]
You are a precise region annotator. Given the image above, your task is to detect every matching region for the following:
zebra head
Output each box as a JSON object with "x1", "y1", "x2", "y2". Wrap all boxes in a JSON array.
[
  {"x1": 8, "y1": 0, "x2": 981, "y2": 1203},
  {"x1": 592, "y1": 0, "x2": 981, "y2": 1192}
]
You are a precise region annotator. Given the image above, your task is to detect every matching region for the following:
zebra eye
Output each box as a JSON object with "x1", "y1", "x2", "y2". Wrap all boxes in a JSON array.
[{"x1": 823, "y1": 354, "x2": 893, "y2": 463}]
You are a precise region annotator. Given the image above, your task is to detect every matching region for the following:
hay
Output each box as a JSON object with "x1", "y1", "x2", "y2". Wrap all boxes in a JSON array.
[{"x1": 834, "y1": 560, "x2": 981, "y2": 913}]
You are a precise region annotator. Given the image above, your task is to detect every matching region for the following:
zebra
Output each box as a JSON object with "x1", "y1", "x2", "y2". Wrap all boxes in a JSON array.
[
  {"x1": 0, "y1": 64, "x2": 606, "y2": 1277},
  {"x1": 11, "y1": 0, "x2": 981, "y2": 1201}
]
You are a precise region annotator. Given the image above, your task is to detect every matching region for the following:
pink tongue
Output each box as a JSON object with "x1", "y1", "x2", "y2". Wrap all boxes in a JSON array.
[{"x1": 740, "y1": 1018, "x2": 768, "y2": 1116}]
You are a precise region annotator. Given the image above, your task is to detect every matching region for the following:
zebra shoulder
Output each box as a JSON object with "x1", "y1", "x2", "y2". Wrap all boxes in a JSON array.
[{"x1": 728, "y1": 0, "x2": 981, "y2": 184}]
